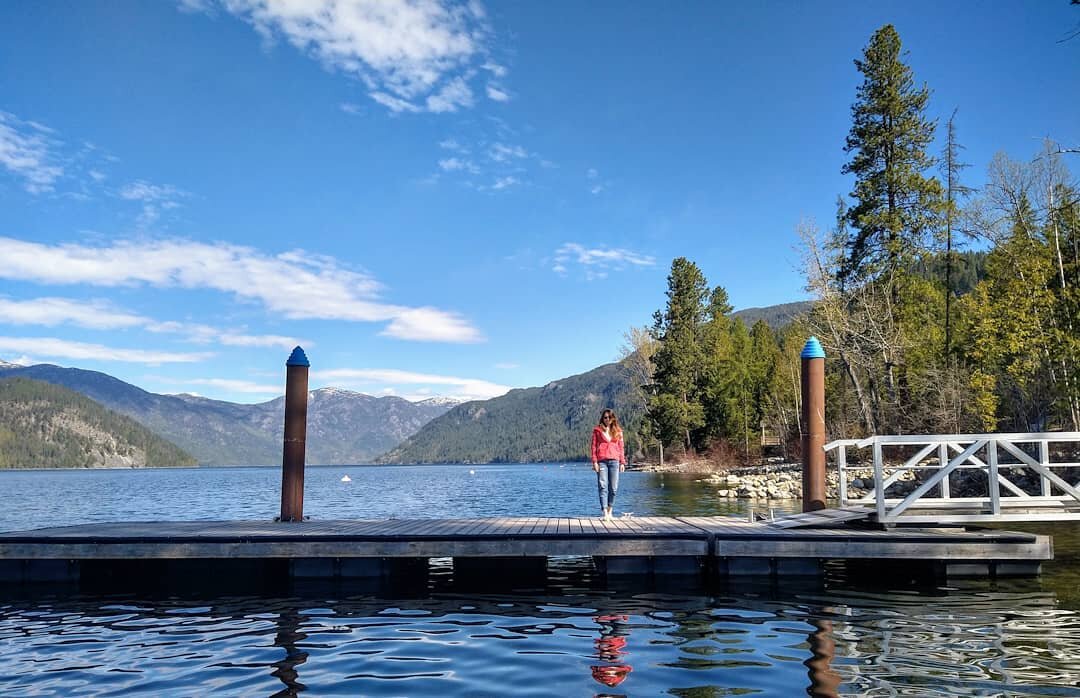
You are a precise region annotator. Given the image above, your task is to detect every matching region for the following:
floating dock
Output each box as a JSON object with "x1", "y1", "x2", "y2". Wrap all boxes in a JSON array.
[{"x1": 0, "y1": 511, "x2": 1052, "y2": 587}]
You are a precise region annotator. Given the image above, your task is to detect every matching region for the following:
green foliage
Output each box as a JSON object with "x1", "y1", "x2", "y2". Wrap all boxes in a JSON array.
[
  {"x1": 0, "y1": 377, "x2": 196, "y2": 469},
  {"x1": 646, "y1": 259, "x2": 794, "y2": 462}
]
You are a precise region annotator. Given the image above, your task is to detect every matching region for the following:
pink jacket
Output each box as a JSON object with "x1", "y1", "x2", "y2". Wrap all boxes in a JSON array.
[{"x1": 591, "y1": 426, "x2": 626, "y2": 465}]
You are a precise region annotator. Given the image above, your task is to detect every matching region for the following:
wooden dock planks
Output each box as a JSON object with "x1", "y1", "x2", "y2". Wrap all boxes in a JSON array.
[{"x1": 0, "y1": 513, "x2": 1052, "y2": 564}]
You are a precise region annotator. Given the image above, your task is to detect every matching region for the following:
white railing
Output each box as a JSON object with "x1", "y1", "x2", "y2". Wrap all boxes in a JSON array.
[{"x1": 825, "y1": 432, "x2": 1080, "y2": 523}]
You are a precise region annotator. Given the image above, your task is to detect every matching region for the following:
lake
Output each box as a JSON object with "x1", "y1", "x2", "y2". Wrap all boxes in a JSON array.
[{"x1": 2, "y1": 464, "x2": 1079, "y2": 696}]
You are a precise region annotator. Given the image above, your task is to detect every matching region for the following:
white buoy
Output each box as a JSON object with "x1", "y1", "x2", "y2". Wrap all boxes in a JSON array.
[
  {"x1": 341, "y1": 474, "x2": 351, "y2": 482},
  {"x1": 469, "y1": 469, "x2": 475, "y2": 475}
]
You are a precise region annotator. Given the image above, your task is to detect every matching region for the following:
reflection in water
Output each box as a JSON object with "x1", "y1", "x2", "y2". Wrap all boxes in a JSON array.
[
  {"x1": 3, "y1": 569, "x2": 1080, "y2": 696},
  {"x1": 590, "y1": 613, "x2": 632, "y2": 692},
  {"x1": 270, "y1": 610, "x2": 308, "y2": 698},
  {"x1": 806, "y1": 618, "x2": 841, "y2": 698}
]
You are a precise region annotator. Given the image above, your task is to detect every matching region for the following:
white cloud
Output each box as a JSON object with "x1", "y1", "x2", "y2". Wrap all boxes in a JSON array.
[
  {"x1": 586, "y1": 168, "x2": 598, "y2": 179},
  {"x1": 0, "y1": 296, "x2": 308, "y2": 349},
  {"x1": 426, "y1": 76, "x2": 474, "y2": 113},
  {"x1": 118, "y1": 179, "x2": 188, "y2": 225},
  {"x1": 0, "y1": 112, "x2": 64, "y2": 193},
  {"x1": 490, "y1": 175, "x2": 518, "y2": 190},
  {"x1": 590, "y1": 184, "x2": 604, "y2": 195},
  {"x1": 146, "y1": 321, "x2": 308, "y2": 350},
  {"x1": 380, "y1": 307, "x2": 483, "y2": 343},
  {"x1": 314, "y1": 366, "x2": 510, "y2": 401},
  {"x1": 488, "y1": 142, "x2": 527, "y2": 162},
  {"x1": 438, "y1": 138, "x2": 467, "y2": 152},
  {"x1": 438, "y1": 157, "x2": 480, "y2": 174},
  {"x1": 0, "y1": 237, "x2": 482, "y2": 343},
  {"x1": 203, "y1": 0, "x2": 497, "y2": 115},
  {"x1": 486, "y1": 84, "x2": 509, "y2": 102},
  {"x1": 0, "y1": 297, "x2": 145, "y2": 329},
  {"x1": 553, "y1": 243, "x2": 656, "y2": 279},
  {"x1": 369, "y1": 92, "x2": 422, "y2": 113},
  {"x1": 481, "y1": 61, "x2": 507, "y2": 78},
  {"x1": 0, "y1": 336, "x2": 211, "y2": 364},
  {"x1": 339, "y1": 102, "x2": 364, "y2": 115}
]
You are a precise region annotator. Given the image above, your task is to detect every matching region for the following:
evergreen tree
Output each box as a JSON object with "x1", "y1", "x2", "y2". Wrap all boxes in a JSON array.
[
  {"x1": 842, "y1": 24, "x2": 944, "y2": 285},
  {"x1": 650, "y1": 258, "x2": 710, "y2": 453}
]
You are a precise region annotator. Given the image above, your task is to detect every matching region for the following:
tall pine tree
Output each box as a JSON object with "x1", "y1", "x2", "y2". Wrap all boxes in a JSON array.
[
  {"x1": 842, "y1": 24, "x2": 943, "y2": 284},
  {"x1": 650, "y1": 258, "x2": 709, "y2": 453}
]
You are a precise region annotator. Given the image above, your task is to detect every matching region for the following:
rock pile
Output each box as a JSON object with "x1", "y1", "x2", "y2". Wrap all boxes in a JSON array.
[{"x1": 700, "y1": 463, "x2": 919, "y2": 500}]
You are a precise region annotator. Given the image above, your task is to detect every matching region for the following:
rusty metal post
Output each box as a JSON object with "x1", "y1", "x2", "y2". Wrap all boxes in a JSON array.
[
  {"x1": 801, "y1": 337, "x2": 826, "y2": 512},
  {"x1": 280, "y1": 346, "x2": 310, "y2": 522}
]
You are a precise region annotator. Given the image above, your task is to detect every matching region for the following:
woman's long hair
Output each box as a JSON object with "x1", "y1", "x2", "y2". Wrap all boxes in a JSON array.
[{"x1": 598, "y1": 409, "x2": 622, "y2": 439}]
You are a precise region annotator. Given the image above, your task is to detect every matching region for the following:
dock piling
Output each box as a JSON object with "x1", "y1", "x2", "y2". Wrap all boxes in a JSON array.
[
  {"x1": 280, "y1": 346, "x2": 310, "y2": 523},
  {"x1": 801, "y1": 337, "x2": 826, "y2": 512}
]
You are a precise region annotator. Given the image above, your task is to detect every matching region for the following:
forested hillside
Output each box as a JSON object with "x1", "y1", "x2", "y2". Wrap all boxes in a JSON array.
[
  {"x1": 0, "y1": 377, "x2": 197, "y2": 469},
  {"x1": 378, "y1": 362, "x2": 642, "y2": 463},
  {"x1": 635, "y1": 24, "x2": 1079, "y2": 467}
]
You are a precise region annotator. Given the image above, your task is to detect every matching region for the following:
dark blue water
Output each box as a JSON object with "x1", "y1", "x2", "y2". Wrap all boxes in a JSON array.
[{"x1": 3, "y1": 464, "x2": 1079, "y2": 697}]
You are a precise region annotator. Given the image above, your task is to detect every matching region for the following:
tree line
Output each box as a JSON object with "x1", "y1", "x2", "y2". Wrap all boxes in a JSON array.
[{"x1": 630, "y1": 24, "x2": 1079, "y2": 463}]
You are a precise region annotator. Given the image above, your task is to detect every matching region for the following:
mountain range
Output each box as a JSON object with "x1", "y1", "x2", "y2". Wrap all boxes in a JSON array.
[
  {"x1": 378, "y1": 361, "x2": 641, "y2": 464},
  {"x1": 0, "y1": 376, "x2": 197, "y2": 469},
  {"x1": 1, "y1": 300, "x2": 805, "y2": 466},
  {"x1": 0, "y1": 363, "x2": 456, "y2": 465}
]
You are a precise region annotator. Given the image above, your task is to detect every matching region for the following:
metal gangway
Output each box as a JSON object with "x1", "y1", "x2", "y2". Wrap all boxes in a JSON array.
[{"x1": 826, "y1": 432, "x2": 1080, "y2": 524}]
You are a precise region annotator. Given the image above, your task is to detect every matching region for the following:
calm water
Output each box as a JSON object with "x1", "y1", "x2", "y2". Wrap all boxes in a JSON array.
[{"x1": 2, "y1": 464, "x2": 1079, "y2": 697}]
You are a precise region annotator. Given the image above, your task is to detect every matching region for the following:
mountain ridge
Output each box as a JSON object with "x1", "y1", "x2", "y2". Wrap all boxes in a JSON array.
[{"x1": 0, "y1": 363, "x2": 458, "y2": 465}]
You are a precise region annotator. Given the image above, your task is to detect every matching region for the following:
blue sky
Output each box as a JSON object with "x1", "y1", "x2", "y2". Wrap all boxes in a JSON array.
[{"x1": 0, "y1": 1, "x2": 1077, "y2": 403}]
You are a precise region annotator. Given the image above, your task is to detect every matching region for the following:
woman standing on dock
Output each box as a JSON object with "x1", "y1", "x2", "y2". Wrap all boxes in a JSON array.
[{"x1": 591, "y1": 409, "x2": 627, "y2": 520}]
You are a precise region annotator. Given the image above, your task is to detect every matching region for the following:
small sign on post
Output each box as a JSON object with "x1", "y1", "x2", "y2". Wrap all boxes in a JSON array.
[
  {"x1": 280, "y1": 346, "x2": 310, "y2": 522},
  {"x1": 801, "y1": 337, "x2": 826, "y2": 512}
]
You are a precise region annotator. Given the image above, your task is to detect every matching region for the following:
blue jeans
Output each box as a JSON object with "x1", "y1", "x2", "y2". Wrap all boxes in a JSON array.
[{"x1": 596, "y1": 459, "x2": 620, "y2": 511}]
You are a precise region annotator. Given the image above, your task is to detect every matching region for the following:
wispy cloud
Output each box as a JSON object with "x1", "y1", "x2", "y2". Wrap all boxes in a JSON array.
[
  {"x1": 314, "y1": 367, "x2": 511, "y2": 401},
  {"x1": 0, "y1": 297, "x2": 145, "y2": 329},
  {"x1": 586, "y1": 167, "x2": 607, "y2": 195},
  {"x1": 146, "y1": 320, "x2": 309, "y2": 350},
  {"x1": 426, "y1": 76, "x2": 474, "y2": 113},
  {"x1": 196, "y1": 0, "x2": 500, "y2": 115},
  {"x1": 0, "y1": 336, "x2": 211, "y2": 364},
  {"x1": 553, "y1": 243, "x2": 656, "y2": 280},
  {"x1": 339, "y1": 102, "x2": 364, "y2": 115},
  {"x1": 0, "y1": 237, "x2": 483, "y2": 343},
  {"x1": 0, "y1": 296, "x2": 309, "y2": 349},
  {"x1": 118, "y1": 179, "x2": 188, "y2": 226},
  {"x1": 169, "y1": 377, "x2": 282, "y2": 395},
  {"x1": 438, "y1": 157, "x2": 479, "y2": 173},
  {"x1": 486, "y1": 84, "x2": 509, "y2": 102},
  {"x1": 488, "y1": 142, "x2": 527, "y2": 162},
  {"x1": 489, "y1": 175, "x2": 519, "y2": 191},
  {"x1": 0, "y1": 111, "x2": 64, "y2": 193}
]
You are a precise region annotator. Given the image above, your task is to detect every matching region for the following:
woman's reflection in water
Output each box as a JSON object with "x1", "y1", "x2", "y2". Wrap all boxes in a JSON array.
[{"x1": 590, "y1": 613, "x2": 632, "y2": 695}]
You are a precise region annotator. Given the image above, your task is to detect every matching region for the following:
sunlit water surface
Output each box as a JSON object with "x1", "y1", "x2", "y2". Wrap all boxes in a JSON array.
[{"x1": 2, "y1": 464, "x2": 1078, "y2": 697}]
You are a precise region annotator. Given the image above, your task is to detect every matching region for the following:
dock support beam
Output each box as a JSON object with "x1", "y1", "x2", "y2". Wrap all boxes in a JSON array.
[
  {"x1": 801, "y1": 337, "x2": 827, "y2": 512},
  {"x1": 280, "y1": 346, "x2": 310, "y2": 523}
]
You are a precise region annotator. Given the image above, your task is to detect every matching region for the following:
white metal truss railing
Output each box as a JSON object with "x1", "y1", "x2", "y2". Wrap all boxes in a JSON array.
[{"x1": 824, "y1": 432, "x2": 1080, "y2": 523}]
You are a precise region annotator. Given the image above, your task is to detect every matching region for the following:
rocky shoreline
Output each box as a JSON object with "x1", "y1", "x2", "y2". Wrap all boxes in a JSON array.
[
  {"x1": 633, "y1": 460, "x2": 915, "y2": 500},
  {"x1": 634, "y1": 459, "x2": 1061, "y2": 501}
]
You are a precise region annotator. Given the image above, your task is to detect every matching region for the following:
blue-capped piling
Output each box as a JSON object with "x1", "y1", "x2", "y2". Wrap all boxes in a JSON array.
[
  {"x1": 280, "y1": 346, "x2": 310, "y2": 522},
  {"x1": 801, "y1": 337, "x2": 826, "y2": 512}
]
